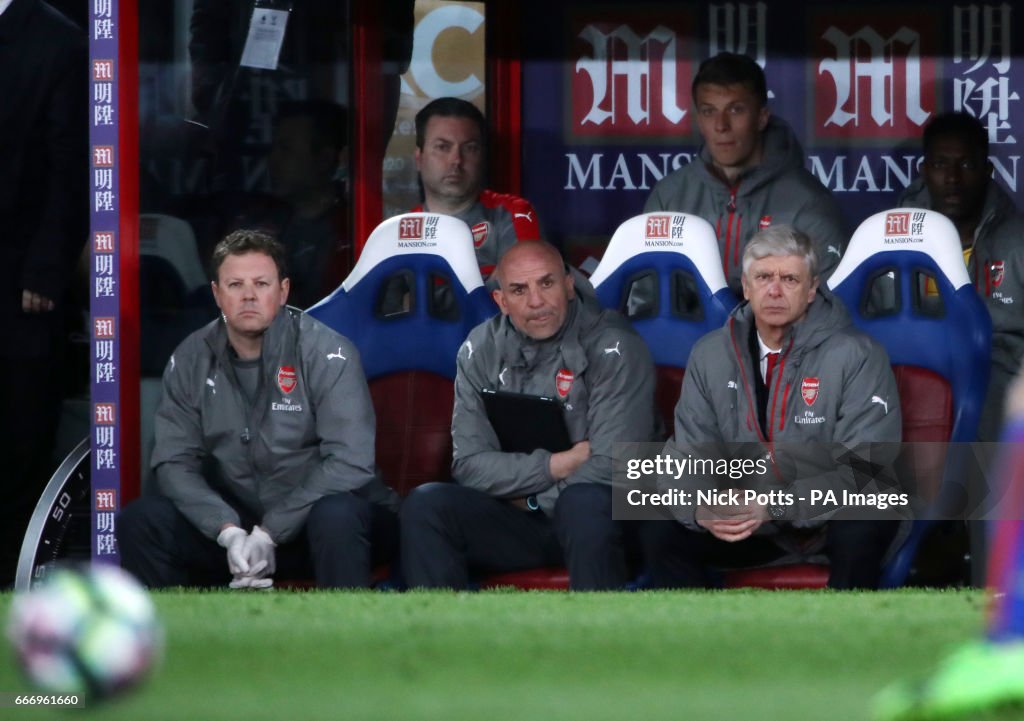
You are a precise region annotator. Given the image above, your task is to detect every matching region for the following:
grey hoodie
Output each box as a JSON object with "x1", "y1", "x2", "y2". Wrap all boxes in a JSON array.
[
  {"x1": 663, "y1": 288, "x2": 902, "y2": 528},
  {"x1": 899, "y1": 179, "x2": 1024, "y2": 441},
  {"x1": 645, "y1": 117, "x2": 847, "y2": 295},
  {"x1": 451, "y1": 294, "x2": 658, "y2": 514},
  {"x1": 152, "y1": 307, "x2": 398, "y2": 544}
]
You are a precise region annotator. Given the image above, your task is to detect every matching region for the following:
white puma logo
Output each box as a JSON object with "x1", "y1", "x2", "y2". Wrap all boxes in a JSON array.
[
  {"x1": 871, "y1": 395, "x2": 888, "y2": 415},
  {"x1": 514, "y1": 212, "x2": 534, "y2": 222},
  {"x1": 499, "y1": 367, "x2": 509, "y2": 386},
  {"x1": 464, "y1": 340, "x2": 473, "y2": 360},
  {"x1": 327, "y1": 348, "x2": 346, "y2": 361},
  {"x1": 206, "y1": 377, "x2": 216, "y2": 394},
  {"x1": 827, "y1": 245, "x2": 841, "y2": 257},
  {"x1": 727, "y1": 381, "x2": 738, "y2": 390},
  {"x1": 603, "y1": 341, "x2": 621, "y2": 356}
]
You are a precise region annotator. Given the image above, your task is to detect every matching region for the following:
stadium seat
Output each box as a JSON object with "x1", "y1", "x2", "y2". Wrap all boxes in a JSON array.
[
  {"x1": 307, "y1": 213, "x2": 495, "y2": 498},
  {"x1": 826, "y1": 207, "x2": 992, "y2": 588},
  {"x1": 590, "y1": 212, "x2": 739, "y2": 434}
]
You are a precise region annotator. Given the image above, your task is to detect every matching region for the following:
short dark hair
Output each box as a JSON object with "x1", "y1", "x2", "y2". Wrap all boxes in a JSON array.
[
  {"x1": 275, "y1": 99, "x2": 348, "y2": 155},
  {"x1": 923, "y1": 111, "x2": 989, "y2": 158},
  {"x1": 414, "y1": 97, "x2": 486, "y2": 149},
  {"x1": 692, "y1": 52, "x2": 768, "y2": 107},
  {"x1": 210, "y1": 229, "x2": 288, "y2": 282}
]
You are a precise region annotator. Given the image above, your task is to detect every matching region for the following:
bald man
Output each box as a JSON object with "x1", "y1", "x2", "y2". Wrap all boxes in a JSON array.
[{"x1": 400, "y1": 242, "x2": 658, "y2": 590}]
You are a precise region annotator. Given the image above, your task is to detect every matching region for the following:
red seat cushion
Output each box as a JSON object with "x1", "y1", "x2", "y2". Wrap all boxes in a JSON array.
[
  {"x1": 724, "y1": 564, "x2": 830, "y2": 589},
  {"x1": 370, "y1": 371, "x2": 454, "y2": 497},
  {"x1": 478, "y1": 568, "x2": 571, "y2": 590},
  {"x1": 892, "y1": 365, "x2": 953, "y2": 502}
]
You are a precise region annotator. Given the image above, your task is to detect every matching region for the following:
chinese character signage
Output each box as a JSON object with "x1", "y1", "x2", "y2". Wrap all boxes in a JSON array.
[
  {"x1": 521, "y1": 0, "x2": 1022, "y2": 255},
  {"x1": 90, "y1": 0, "x2": 119, "y2": 564}
]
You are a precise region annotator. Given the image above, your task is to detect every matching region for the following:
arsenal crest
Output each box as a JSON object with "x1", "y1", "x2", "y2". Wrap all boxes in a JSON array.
[
  {"x1": 759, "y1": 215, "x2": 772, "y2": 229},
  {"x1": 277, "y1": 366, "x2": 297, "y2": 395},
  {"x1": 471, "y1": 221, "x2": 490, "y2": 249},
  {"x1": 991, "y1": 261, "x2": 1005, "y2": 288},
  {"x1": 801, "y1": 377, "x2": 819, "y2": 406},
  {"x1": 555, "y1": 368, "x2": 574, "y2": 399}
]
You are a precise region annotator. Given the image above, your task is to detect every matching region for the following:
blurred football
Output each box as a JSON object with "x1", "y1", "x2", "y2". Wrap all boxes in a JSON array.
[{"x1": 6, "y1": 564, "x2": 162, "y2": 702}]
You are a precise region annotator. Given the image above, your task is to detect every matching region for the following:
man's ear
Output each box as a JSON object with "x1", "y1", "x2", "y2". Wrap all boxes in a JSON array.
[
  {"x1": 492, "y1": 287, "x2": 508, "y2": 315},
  {"x1": 757, "y1": 105, "x2": 770, "y2": 132},
  {"x1": 280, "y1": 277, "x2": 291, "y2": 306},
  {"x1": 211, "y1": 280, "x2": 223, "y2": 311}
]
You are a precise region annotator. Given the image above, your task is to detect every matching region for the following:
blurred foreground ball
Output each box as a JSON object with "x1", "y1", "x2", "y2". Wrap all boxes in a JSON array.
[{"x1": 6, "y1": 565, "x2": 162, "y2": 701}]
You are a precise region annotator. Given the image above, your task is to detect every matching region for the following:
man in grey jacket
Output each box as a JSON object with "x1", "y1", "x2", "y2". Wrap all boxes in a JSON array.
[
  {"x1": 400, "y1": 241, "x2": 658, "y2": 590},
  {"x1": 117, "y1": 230, "x2": 398, "y2": 589},
  {"x1": 899, "y1": 111, "x2": 1024, "y2": 442},
  {"x1": 644, "y1": 225, "x2": 901, "y2": 589},
  {"x1": 644, "y1": 52, "x2": 846, "y2": 296}
]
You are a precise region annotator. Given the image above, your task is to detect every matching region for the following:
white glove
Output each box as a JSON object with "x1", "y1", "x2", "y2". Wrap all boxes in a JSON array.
[
  {"x1": 242, "y1": 525, "x2": 276, "y2": 579},
  {"x1": 228, "y1": 574, "x2": 274, "y2": 590},
  {"x1": 216, "y1": 526, "x2": 249, "y2": 575}
]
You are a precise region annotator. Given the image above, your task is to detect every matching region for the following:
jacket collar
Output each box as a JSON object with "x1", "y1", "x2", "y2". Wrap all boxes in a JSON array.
[{"x1": 203, "y1": 306, "x2": 298, "y2": 366}]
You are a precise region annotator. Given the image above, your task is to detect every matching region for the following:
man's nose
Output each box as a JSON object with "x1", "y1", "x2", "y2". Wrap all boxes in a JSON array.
[{"x1": 526, "y1": 286, "x2": 544, "y2": 306}]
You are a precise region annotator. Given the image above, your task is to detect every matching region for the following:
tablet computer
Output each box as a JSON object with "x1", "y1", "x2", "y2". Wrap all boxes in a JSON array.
[{"x1": 480, "y1": 389, "x2": 573, "y2": 454}]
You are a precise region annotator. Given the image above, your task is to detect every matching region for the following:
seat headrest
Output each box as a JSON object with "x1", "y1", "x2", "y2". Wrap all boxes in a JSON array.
[
  {"x1": 341, "y1": 213, "x2": 485, "y2": 294},
  {"x1": 590, "y1": 212, "x2": 729, "y2": 293},
  {"x1": 829, "y1": 208, "x2": 971, "y2": 290}
]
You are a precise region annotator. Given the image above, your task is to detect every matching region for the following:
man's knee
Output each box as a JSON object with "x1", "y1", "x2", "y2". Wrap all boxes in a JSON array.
[
  {"x1": 553, "y1": 483, "x2": 613, "y2": 536},
  {"x1": 306, "y1": 493, "x2": 372, "y2": 540},
  {"x1": 116, "y1": 495, "x2": 180, "y2": 547},
  {"x1": 399, "y1": 482, "x2": 460, "y2": 529},
  {"x1": 827, "y1": 520, "x2": 899, "y2": 556}
]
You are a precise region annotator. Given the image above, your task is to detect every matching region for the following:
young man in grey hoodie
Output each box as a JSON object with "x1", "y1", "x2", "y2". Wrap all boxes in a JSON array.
[
  {"x1": 645, "y1": 52, "x2": 846, "y2": 296},
  {"x1": 898, "y1": 111, "x2": 1024, "y2": 442},
  {"x1": 644, "y1": 225, "x2": 901, "y2": 589}
]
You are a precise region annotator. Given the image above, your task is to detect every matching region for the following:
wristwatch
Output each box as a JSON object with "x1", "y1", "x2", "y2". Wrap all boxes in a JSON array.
[
  {"x1": 767, "y1": 503, "x2": 787, "y2": 521},
  {"x1": 526, "y1": 495, "x2": 540, "y2": 512}
]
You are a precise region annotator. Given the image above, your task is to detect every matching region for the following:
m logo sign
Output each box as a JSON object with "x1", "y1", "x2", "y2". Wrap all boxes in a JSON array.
[
  {"x1": 813, "y1": 12, "x2": 938, "y2": 140},
  {"x1": 398, "y1": 217, "x2": 424, "y2": 241},
  {"x1": 571, "y1": 11, "x2": 693, "y2": 138}
]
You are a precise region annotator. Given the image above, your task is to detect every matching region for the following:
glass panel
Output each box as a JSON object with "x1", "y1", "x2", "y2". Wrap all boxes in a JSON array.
[{"x1": 382, "y1": 1, "x2": 486, "y2": 219}]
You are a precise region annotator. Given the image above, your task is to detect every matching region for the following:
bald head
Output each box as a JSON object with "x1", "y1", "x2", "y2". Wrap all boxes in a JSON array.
[
  {"x1": 494, "y1": 241, "x2": 566, "y2": 289},
  {"x1": 492, "y1": 241, "x2": 575, "y2": 340}
]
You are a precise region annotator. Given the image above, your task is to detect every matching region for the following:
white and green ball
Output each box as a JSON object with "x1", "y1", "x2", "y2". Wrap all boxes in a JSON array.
[{"x1": 6, "y1": 565, "x2": 162, "y2": 701}]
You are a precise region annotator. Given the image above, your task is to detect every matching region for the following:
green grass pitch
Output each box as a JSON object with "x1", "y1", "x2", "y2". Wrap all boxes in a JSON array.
[{"x1": 0, "y1": 590, "x2": 985, "y2": 721}]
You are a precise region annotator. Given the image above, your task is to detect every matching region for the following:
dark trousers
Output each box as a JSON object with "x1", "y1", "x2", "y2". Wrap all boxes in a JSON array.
[
  {"x1": 0, "y1": 354, "x2": 64, "y2": 587},
  {"x1": 400, "y1": 482, "x2": 638, "y2": 591},
  {"x1": 641, "y1": 520, "x2": 900, "y2": 590},
  {"x1": 117, "y1": 493, "x2": 398, "y2": 589}
]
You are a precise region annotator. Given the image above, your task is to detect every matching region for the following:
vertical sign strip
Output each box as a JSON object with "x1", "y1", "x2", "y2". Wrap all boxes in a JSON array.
[{"x1": 90, "y1": 0, "x2": 120, "y2": 564}]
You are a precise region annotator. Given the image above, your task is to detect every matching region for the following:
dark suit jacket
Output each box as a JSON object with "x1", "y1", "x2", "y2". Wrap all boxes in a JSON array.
[{"x1": 0, "y1": 0, "x2": 87, "y2": 357}]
